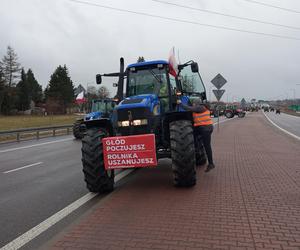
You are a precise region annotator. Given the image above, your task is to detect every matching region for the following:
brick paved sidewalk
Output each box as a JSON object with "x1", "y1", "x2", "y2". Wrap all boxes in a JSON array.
[{"x1": 50, "y1": 113, "x2": 300, "y2": 250}]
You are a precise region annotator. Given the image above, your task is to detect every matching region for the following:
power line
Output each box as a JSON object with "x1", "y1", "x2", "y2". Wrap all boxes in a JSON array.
[
  {"x1": 242, "y1": 0, "x2": 300, "y2": 14},
  {"x1": 152, "y1": 0, "x2": 300, "y2": 30},
  {"x1": 68, "y1": 0, "x2": 300, "y2": 41}
]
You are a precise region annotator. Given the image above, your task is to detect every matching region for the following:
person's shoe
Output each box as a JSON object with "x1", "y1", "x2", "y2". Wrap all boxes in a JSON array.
[{"x1": 205, "y1": 163, "x2": 215, "y2": 173}]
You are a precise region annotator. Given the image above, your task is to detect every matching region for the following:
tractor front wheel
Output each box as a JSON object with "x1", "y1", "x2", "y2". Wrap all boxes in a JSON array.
[
  {"x1": 81, "y1": 128, "x2": 114, "y2": 193},
  {"x1": 170, "y1": 120, "x2": 196, "y2": 187},
  {"x1": 73, "y1": 120, "x2": 84, "y2": 139}
]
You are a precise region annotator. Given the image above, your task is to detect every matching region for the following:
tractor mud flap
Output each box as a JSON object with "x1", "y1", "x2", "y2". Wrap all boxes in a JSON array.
[{"x1": 103, "y1": 134, "x2": 157, "y2": 170}]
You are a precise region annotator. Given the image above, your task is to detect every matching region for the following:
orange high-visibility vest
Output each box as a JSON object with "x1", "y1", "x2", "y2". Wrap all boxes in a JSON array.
[{"x1": 193, "y1": 109, "x2": 213, "y2": 127}]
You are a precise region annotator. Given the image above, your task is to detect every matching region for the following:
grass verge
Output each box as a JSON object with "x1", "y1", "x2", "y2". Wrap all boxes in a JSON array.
[{"x1": 0, "y1": 115, "x2": 80, "y2": 131}]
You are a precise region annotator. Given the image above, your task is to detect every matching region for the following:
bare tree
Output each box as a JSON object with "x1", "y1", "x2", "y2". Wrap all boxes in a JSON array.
[
  {"x1": 0, "y1": 46, "x2": 21, "y2": 87},
  {"x1": 87, "y1": 86, "x2": 98, "y2": 100},
  {"x1": 98, "y1": 86, "x2": 110, "y2": 99}
]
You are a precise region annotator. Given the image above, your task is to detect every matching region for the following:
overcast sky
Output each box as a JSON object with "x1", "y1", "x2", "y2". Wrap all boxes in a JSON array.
[{"x1": 1, "y1": 0, "x2": 300, "y2": 101}]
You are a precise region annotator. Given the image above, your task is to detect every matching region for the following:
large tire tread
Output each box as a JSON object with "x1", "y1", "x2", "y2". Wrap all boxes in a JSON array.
[
  {"x1": 170, "y1": 120, "x2": 196, "y2": 187},
  {"x1": 73, "y1": 120, "x2": 84, "y2": 139},
  {"x1": 81, "y1": 128, "x2": 114, "y2": 193}
]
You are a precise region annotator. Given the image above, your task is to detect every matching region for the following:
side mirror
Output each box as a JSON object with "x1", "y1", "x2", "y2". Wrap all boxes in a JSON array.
[
  {"x1": 96, "y1": 74, "x2": 102, "y2": 84},
  {"x1": 113, "y1": 83, "x2": 118, "y2": 87},
  {"x1": 177, "y1": 64, "x2": 184, "y2": 71},
  {"x1": 191, "y1": 62, "x2": 199, "y2": 73}
]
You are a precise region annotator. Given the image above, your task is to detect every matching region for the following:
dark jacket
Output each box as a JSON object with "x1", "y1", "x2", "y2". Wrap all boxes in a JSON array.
[{"x1": 180, "y1": 103, "x2": 210, "y2": 113}]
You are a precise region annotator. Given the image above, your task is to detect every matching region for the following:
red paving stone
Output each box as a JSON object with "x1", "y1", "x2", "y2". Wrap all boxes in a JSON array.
[{"x1": 49, "y1": 112, "x2": 300, "y2": 250}]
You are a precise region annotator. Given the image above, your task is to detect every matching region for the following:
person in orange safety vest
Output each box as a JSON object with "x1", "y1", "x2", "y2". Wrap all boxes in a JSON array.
[{"x1": 177, "y1": 98, "x2": 215, "y2": 172}]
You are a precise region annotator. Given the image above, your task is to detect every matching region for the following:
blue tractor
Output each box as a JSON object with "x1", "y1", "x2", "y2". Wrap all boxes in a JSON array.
[
  {"x1": 73, "y1": 98, "x2": 116, "y2": 139},
  {"x1": 81, "y1": 58, "x2": 207, "y2": 192}
]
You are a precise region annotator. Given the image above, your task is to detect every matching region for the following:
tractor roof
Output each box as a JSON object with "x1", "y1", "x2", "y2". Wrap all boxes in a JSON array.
[{"x1": 127, "y1": 60, "x2": 168, "y2": 69}]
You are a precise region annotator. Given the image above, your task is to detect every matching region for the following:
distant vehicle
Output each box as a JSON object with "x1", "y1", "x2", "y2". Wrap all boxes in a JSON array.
[
  {"x1": 224, "y1": 105, "x2": 246, "y2": 118},
  {"x1": 73, "y1": 99, "x2": 116, "y2": 139},
  {"x1": 210, "y1": 105, "x2": 224, "y2": 117},
  {"x1": 250, "y1": 107, "x2": 259, "y2": 112},
  {"x1": 276, "y1": 109, "x2": 281, "y2": 114}
]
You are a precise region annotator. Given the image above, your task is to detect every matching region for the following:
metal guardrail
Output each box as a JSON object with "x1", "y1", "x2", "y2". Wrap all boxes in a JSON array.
[{"x1": 0, "y1": 124, "x2": 73, "y2": 143}]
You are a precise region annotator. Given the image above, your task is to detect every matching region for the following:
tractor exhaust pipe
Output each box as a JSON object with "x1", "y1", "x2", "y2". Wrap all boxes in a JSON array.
[{"x1": 116, "y1": 57, "x2": 124, "y2": 101}]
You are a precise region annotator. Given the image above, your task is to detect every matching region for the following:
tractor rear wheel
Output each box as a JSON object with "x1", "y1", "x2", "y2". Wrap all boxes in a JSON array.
[
  {"x1": 170, "y1": 120, "x2": 196, "y2": 187},
  {"x1": 225, "y1": 110, "x2": 234, "y2": 119},
  {"x1": 73, "y1": 120, "x2": 84, "y2": 139},
  {"x1": 81, "y1": 127, "x2": 114, "y2": 193}
]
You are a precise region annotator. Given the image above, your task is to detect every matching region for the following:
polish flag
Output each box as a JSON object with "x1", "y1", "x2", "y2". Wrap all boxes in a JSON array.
[
  {"x1": 75, "y1": 91, "x2": 86, "y2": 104},
  {"x1": 168, "y1": 47, "x2": 178, "y2": 77}
]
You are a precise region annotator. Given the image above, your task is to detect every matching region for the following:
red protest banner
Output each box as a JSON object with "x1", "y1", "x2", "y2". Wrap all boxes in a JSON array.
[{"x1": 103, "y1": 134, "x2": 157, "y2": 170}]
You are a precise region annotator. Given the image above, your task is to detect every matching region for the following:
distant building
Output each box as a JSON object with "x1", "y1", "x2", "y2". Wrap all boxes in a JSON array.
[{"x1": 74, "y1": 84, "x2": 86, "y2": 96}]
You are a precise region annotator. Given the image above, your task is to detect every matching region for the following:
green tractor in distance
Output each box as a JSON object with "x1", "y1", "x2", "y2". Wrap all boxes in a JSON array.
[
  {"x1": 81, "y1": 57, "x2": 208, "y2": 193},
  {"x1": 73, "y1": 99, "x2": 116, "y2": 139},
  {"x1": 224, "y1": 105, "x2": 246, "y2": 118}
]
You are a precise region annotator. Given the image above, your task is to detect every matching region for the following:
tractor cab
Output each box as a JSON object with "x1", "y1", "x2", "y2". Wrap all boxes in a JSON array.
[
  {"x1": 124, "y1": 60, "x2": 207, "y2": 112},
  {"x1": 113, "y1": 60, "x2": 207, "y2": 143}
]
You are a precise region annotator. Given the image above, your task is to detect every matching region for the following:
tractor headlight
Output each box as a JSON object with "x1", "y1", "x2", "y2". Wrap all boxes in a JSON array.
[
  {"x1": 118, "y1": 119, "x2": 148, "y2": 127},
  {"x1": 133, "y1": 120, "x2": 141, "y2": 126},
  {"x1": 133, "y1": 119, "x2": 148, "y2": 126},
  {"x1": 120, "y1": 121, "x2": 130, "y2": 127}
]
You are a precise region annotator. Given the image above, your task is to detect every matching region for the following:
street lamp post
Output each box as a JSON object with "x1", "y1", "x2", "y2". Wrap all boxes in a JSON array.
[
  {"x1": 290, "y1": 89, "x2": 296, "y2": 100},
  {"x1": 226, "y1": 93, "x2": 230, "y2": 103}
]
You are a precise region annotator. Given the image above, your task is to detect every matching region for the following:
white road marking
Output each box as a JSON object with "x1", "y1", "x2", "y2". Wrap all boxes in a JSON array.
[
  {"x1": 3, "y1": 162, "x2": 43, "y2": 174},
  {"x1": 0, "y1": 138, "x2": 73, "y2": 154},
  {"x1": 263, "y1": 112, "x2": 300, "y2": 141},
  {"x1": 0, "y1": 169, "x2": 134, "y2": 250}
]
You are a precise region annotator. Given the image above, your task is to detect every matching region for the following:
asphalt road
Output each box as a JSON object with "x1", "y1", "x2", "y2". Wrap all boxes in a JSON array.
[
  {"x1": 264, "y1": 111, "x2": 300, "y2": 137},
  {"x1": 0, "y1": 116, "x2": 229, "y2": 249},
  {"x1": 0, "y1": 135, "x2": 90, "y2": 248}
]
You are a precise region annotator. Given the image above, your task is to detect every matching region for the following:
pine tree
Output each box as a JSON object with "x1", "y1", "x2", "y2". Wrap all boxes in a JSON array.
[
  {"x1": 0, "y1": 69, "x2": 5, "y2": 113},
  {"x1": 16, "y1": 68, "x2": 30, "y2": 111},
  {"x1": 45, "y1": 65, "x2": 74, "y2": 113},
  {"x1": 0, "y1": 46, "x2": 21, "y2": 87},
  {"x1": 27, "y1": 69, "x2": 43, "y2": 104}
]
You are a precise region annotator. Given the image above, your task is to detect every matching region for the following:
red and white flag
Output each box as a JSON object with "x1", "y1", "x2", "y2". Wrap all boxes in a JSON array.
[
  {"x1": 168, "y1": 47, "x2": 178, "y2": 77},
  {"x1": 75, "y1": 91, "x2": 86, "y2": 104}
]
